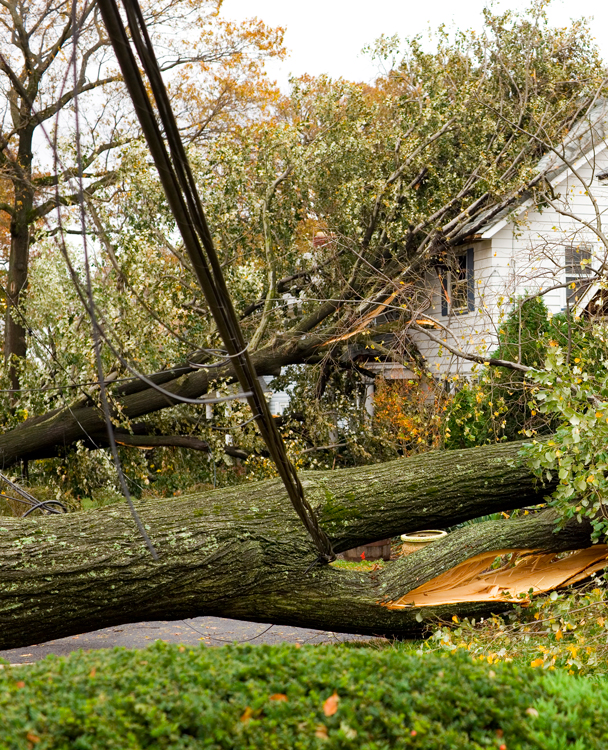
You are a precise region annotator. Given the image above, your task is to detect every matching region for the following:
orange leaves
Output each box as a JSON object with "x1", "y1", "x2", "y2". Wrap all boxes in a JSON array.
[
  {"x1": 241, "y1": 692, "x2": 288, "y2": 723},
  {"x1": 372, "y1": 377, "x2": 442, "y2": 453},
  {"x1": 323, "y1": 691, "x2": 339, "y2": 717}
]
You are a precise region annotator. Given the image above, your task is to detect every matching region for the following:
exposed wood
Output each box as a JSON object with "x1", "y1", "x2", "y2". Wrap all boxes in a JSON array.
[{"x1": 385, "y1": 546, "x2": 608, "y2": 609}]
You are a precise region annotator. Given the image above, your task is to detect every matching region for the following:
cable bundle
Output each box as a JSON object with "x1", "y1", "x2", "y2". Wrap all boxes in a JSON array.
[{"x1": 95, "y1": 0, "x2": 335, "y2": 563}]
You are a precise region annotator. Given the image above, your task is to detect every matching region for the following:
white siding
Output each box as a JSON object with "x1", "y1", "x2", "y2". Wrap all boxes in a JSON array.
[{"x1": 411, "y1": 145, "x2": 608, "y2": 379}]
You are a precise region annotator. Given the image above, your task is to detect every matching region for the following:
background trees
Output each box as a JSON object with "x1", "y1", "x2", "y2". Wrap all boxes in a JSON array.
[
  {"x1": 0, "y1": 2, "x2": 606, "y2": 502},
  {"x1": 0, "y1": 0, "x2": 285, "y2": 392}
]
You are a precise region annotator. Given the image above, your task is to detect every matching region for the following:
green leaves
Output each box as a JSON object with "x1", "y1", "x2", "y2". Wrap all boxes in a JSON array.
[
  {"x1": 1, "y1": 640, "x2": 607, "y2": 748},
  {"x1": 522, "y1": 333, "x2": 608, "y2": 542}
]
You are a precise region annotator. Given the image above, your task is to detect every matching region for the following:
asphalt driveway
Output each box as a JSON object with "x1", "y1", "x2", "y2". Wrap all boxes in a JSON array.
[{"x1": 0, "y1": 617, "x2": 374, "y2": 664}]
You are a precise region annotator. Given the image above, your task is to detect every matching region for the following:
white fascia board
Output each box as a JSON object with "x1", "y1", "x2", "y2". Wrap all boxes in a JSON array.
[
  {"x1": 572, "y1": 281, "x2": 601, "y2": 317},
  {"x1": 479, "y1": 197, "x2": 534, "y2": 239},
  {"x1": 548, "y1": 140, "x2": 608, "y2": 190}
]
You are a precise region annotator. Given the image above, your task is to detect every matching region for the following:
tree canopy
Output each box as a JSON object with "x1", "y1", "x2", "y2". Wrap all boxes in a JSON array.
[{"x1": 0, "y1": 0, "x2": 607, "y2": 498}]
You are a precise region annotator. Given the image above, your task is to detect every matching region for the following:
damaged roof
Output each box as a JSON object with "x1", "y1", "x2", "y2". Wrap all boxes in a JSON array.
[{"x1": 455, "y1": 99, "x2": 608, "y2": 242}]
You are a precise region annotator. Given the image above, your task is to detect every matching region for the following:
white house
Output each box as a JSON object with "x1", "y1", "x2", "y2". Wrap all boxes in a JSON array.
[{"x1": 409, "y1": 99, "x2": 608, "y2": 380}]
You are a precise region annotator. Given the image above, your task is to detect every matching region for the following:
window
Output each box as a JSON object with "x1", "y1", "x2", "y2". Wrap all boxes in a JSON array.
[
  {"x1": 439, "y1": 248, "x2": 474, "y2": 316},
  {"x1": 451, "y1": 254, "x2": 469, "y2": 311},
  {"x1": 565, "y1": 244, "x2": 592, "y2": 305}
]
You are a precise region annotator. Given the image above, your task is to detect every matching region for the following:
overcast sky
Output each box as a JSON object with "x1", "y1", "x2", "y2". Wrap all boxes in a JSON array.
[{"x1": 221, "y1": 0, "x2": 608, "y2": 89}]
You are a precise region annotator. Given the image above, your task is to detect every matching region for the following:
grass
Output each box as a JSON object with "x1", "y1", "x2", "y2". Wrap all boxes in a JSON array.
[{"x1": 330, "y1": 559, "x2": 387, "y2": 572}]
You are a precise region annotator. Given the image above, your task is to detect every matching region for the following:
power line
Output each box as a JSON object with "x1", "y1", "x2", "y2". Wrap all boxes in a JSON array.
[{"x1": 95, "y1": 0, "x2": 335, "y2": 564}]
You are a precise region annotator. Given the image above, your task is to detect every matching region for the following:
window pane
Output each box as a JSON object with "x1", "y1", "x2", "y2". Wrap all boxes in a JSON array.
[
  {"x1": 451, "y1": 254, "x2": 468, "y2": 310},
  {"x1": 565, "y1": 245, "x2": 591, "y2": 275}
]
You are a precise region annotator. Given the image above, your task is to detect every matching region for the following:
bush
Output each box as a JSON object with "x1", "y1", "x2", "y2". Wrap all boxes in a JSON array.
[
  {"x1": 444, "y1": 297, "x2": 587, "y2": 449},
  {"x1": 0, "y1": 641, "x2": 606, "y2": 748}
]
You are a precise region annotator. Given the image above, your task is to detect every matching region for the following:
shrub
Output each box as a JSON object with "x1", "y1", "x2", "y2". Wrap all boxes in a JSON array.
[
  {"x1": 0, "y1": 641, "x2": 607, "y2": 748},
  {"x1": 444, "y1": 297, "x2": 587, "y2": 449}
]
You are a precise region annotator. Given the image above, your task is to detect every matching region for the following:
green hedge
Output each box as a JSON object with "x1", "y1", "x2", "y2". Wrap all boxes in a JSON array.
[{"x1": 0, "y1": 642, "x2": 605, "y2": 749}]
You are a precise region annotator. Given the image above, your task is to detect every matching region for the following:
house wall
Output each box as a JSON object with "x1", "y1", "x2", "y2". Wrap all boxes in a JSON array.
[
  {"x1": 493, "y1": 147, "x2": 608, "y2": 314},
  {"x1": 410, "y1": 240, "x2": 501, "y2": 379}
]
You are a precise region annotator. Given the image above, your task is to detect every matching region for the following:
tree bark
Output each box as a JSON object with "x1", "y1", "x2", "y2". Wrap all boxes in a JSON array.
[
  {"x1": 0, "y1": 439, "x2": 594, "y2": 650},
  {"x1": 4, "y1": 127, "x2": 34, "y2": 395}
]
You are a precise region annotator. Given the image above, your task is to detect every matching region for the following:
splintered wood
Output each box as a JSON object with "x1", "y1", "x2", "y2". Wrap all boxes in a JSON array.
[{"x1": 384, "y1": 545, "x2": 608, "y2": 609}]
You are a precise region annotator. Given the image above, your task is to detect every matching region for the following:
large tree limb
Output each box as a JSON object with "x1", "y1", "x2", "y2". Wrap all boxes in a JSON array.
[{"x1": 0, "y1": 439, "x2": 594, "y2": 650}]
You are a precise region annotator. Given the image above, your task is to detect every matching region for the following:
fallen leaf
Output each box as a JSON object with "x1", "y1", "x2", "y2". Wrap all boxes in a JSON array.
[
  {"x1": 526, "y1": 707, "x2": 539, "y2": 718},
  {"x1": 178, "y1": 646, "x2": 185, "y2": 652},
  {"x1": 240, "y1": 707, "x2": 253, "y2": 723},
  {"x1": 89, "y1": 667, "x2": 96, "y2": 678},
  {"x1": 323, "y1": 691, "x2": 339, "y2": 717},
  {"x1": 315, "y1": 724, "x2": 329, "y2": 739},
  {"x1": 16, "y1": 681, "x2": 25, "y2": 689},
  {"x1": 26, "y1": 733, "x2": 40, "y2": 744},
  {"x1": 269, "y1": 693, "x2": 288, "y2": 702}
]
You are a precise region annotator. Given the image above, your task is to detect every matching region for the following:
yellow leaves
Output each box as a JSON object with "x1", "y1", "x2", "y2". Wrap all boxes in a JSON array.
[
  {"x1": 555, "y1": 630, "x2": 563, "y2": 641},
  {"x1": 26, "y1": 732, "x2": 41, "y2": 744},
  {"x1": 240, "y1": 707, "x2": 253, "y2": 723},
  {"x1": 269, "y1": 693, "x2": 288, "y2": 702},
  {"x1": 323, "y1": 691, "x2": 339, "y2": 717},
  {"x1": 530, "y1": 658, "x2": 544, "y2": 668}
]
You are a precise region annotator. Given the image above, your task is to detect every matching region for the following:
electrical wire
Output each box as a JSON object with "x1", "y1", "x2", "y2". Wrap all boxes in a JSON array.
[{"x1": 95, "y1": 0, "x2": 335, "y2": 564}]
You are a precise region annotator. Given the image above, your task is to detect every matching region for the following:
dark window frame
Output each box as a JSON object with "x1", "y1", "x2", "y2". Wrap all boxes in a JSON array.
[
  {"x1": 439, "y1": 248, "x2": 475, "y2": 316},
  {"x1": 564, "y1": 244, "x2": 592, "y2": 306}
]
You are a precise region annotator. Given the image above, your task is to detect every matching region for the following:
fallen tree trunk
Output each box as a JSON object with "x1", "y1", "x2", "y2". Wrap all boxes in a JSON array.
[
  {"x1": 0, "y1": 341, "x2": 312, "y2": 469},
  {"x1": 0, "y1": 440, "x2": 596, "y2": 649}
]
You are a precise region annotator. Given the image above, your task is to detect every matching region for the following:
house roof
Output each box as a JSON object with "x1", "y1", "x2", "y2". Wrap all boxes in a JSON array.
[{"x1": 456, "y1": 99, "x2": 608, "y2": 242}]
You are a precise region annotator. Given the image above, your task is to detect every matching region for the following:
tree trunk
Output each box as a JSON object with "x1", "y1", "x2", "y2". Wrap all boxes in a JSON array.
[
  {"x1": 0, "y1": 440, "x2": 595, "y2": 650},
  {"x1": 5, "y1": 132, "x2": 34, "y2": 395},
  {"x1": 0, "y1": 341, "x2": 311, "y2": 468}
]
